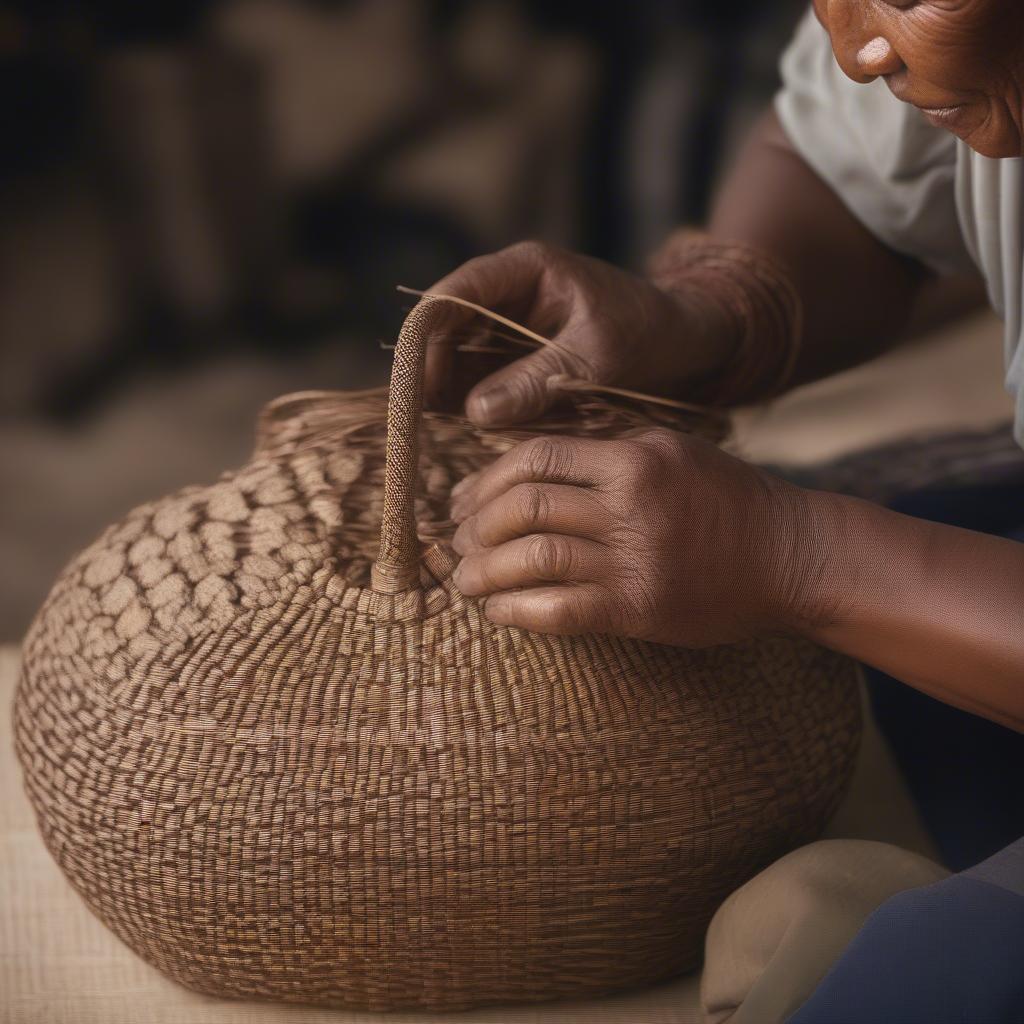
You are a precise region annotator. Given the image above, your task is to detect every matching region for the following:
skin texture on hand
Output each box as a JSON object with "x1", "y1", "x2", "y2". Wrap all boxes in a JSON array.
[
  {"x1": 422, "y1": 241, "x2": 737, "y2": 427},
  {"x1": 450, "y1": 433, "x2": 1024, "y2": 733},
  {"x1": 425, "y1": 106, "x2": 942, "y2": 431},
  {"x1": 429, "y1": 6, "x2": 1022, "y2": 732},
  {"x1": 449, "y1": 429, "x2": 810, "y2": 647}
]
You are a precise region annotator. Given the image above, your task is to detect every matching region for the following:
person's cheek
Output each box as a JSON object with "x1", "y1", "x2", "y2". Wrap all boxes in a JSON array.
[{"x1": 914, "y1": 5, "x2": 1021, "y2": 92}]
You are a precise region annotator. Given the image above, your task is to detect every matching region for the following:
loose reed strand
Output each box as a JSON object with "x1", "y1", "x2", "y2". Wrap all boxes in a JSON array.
[
  {"x1": 397, "y1": 285, "x2": 568, "y2": 355},
  {"x1": 396, "y1": 285, "x2": 719, "y2": 417},
  {"x1": 545, "y1": 374, "x2": 716, "y2": 415}
]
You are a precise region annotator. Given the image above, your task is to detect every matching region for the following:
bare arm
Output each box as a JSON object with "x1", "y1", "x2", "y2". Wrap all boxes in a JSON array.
[
  {"x1": 704, "y1": 108, "x2": 932, "y2": 387},
  {"x1": 425, "y1": 109, "x2": 980, "y2": 422},
  {"x1": 705, "y1": 112, "x2": 1021, "y2": 730},
  {"x1": 432, "y1": 103, "x2": 1019, "y2": 733},
  {"x1": 450, "y1": 430, "x2": 1024, "y2": 733},
  {"x1": 798, "y1": 490, "x2": 1024, "y2": 733}
]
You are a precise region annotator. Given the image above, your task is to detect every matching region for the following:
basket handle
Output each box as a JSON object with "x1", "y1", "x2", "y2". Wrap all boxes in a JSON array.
[{"x1": 371, "y1": 298, "x2": 442, "y2": 593}]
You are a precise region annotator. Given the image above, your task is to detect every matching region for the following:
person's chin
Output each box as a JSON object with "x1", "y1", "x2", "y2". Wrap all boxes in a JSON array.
[
  {"x1": 960, "y1": 124, "x2": 1022, "y2": 159},
  {"x1": 926, "y1": 104, "x2": 1021, "y2": 158}
]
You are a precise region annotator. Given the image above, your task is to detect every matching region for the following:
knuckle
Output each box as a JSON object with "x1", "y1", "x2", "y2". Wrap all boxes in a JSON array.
[
  {"x1": 461, "y1": 251, "x2": 492, "y2": 274},
  {"x1": 639, "y1": 427, "x2": 685, "y2": 455},
  {"x1": 615, "y1": 437, "x2": 662, "y2": 486},
  {"x1": 504, "y1": 368, "x2": 550, "y2": 407},
  {"x1": 526, "y1": 534, "x2": 573, "y2": 580},
  {"x1": 518, "y1": 436, "x2": 564, "y2": 480},
  {"x1": 631, "y1": 430, "x2": 691, "y2": 479},
  {"x1": 532, "y1": 591, "x2": 580, "y2": 633},
  {"x1": 550, "y1": 324, "x2": 616, "y2": 382},
  {"x1": 460, "y1": 514, "x2": 482, "y2": 550},
  {"x1": 577, "y1": 346, "x2": 622, "y2": 383},
  {"x1": 475, "y1": 558, "x2": 500, "y2": 594},
  {"x1": 505, "y1": 238, "x2": 555, "y2": 263},
  {"x1": 515, "y1": 484, "x2": 551, "y2": 530}
]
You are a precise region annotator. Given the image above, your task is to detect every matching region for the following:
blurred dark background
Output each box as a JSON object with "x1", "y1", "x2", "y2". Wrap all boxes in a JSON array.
[
  {"x1": 0, "y1": 0, "x2": 820, "y2": 638},
  {"x1": 2, "y1": 0, "x2": 807, "y2": 405}
]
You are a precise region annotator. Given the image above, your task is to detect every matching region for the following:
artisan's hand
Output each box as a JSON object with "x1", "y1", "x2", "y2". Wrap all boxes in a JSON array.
[
  {"x1": 450, "y1": 430, "x2": 816, "y2": 647},
  {"x1": 423, "y1": 241, "x2": 736, "y2": 426}
]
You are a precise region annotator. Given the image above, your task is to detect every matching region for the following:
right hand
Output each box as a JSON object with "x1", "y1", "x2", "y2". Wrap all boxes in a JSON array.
[{"x1": 422, "y1": 240, "x2": 739, "y2": 427}]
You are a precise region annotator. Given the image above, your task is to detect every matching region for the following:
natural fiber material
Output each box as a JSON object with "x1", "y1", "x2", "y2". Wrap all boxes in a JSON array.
[{"x1": 15, "y1": 299, "x2": 860, "y2": 1012}]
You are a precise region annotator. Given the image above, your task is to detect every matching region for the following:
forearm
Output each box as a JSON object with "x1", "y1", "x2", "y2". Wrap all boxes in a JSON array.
[
  {"x1": 792, "y1": 490, "x2": 1024, "y2": 732},
  {"x1": 704, "y1": 108, "x2": 932, "y2": 388}
]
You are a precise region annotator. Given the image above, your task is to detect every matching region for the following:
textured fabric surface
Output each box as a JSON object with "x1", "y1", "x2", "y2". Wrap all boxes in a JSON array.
[
  {"x1": 703, "y1": 834, "x2": 1024, "y2": 1024},
  {"x1": 967, "y1": 834, "x2": 1024, "y2": 898}
]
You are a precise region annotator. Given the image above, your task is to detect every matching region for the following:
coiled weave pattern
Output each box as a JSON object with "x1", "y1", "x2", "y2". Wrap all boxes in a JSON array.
[{"x1": 15, "y1": 301, "x2": 861, "y2": 1011}]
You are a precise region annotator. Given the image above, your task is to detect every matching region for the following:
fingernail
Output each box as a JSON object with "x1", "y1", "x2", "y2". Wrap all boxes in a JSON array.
[
  {"x1": 469, "y1": 386, "x2": 514, "y2": 425},
  {"x1": 452, "y1": 560, "x2": 472, "y2": 596},
  {"x1": 450, "y1": 497, "x2": 469, "y2": 523},
  {"x1": 451, "y1": 470, "x2": 479, "y2": 498},
  {"x1": 483, "y1": 595, "x2": 510, "y2": 623},
  {"x1": 451, "y1": 522, "x2": 467, "y2": 554}
]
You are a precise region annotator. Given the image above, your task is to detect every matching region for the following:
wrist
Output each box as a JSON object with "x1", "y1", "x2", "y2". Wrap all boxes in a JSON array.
[
  {"x1": 759, "y1": 483, "x2": 855, "y2": 639},
  {"x1": 653, "y1": 278, "x2": 743, "y2": 391},
  {"x1": 647, "y1": 230, "x2": 803, "y2": 406}
]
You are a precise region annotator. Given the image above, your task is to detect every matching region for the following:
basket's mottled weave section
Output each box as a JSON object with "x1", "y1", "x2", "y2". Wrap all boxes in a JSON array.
[{"x1": 14, "y1": 303, "x2": 862, "y2": 1012}]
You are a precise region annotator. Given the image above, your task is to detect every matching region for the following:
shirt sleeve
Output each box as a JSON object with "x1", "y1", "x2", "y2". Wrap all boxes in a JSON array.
[{"x1": 774, "y1": 9, "x2": 975, "y2": 277}]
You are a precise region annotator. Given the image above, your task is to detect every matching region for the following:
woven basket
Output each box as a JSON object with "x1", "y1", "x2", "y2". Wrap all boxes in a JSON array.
[{"x1": 15, "y1": 299, "x2": 861, "y2": 1012}]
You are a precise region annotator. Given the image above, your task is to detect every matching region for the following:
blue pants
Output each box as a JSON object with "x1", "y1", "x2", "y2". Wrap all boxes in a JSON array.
[{"x1": 787, "y1": 839, "x2": 1024, "y2": 1023}]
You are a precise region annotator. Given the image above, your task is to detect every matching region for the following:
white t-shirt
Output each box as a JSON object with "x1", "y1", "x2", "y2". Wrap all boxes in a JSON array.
[{"x1": 776, "y1": 10, "x2": 1024, "y2": 446}]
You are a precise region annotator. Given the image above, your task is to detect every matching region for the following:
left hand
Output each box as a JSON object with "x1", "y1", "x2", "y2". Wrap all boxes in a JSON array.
[{"x1": 450, "y1": 429, "x2": 818, "y2": 647}]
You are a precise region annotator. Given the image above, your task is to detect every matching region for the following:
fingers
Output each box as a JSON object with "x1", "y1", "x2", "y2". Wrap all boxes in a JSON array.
[
  {"x1": 450, "y1": 436, "x2": 619, "y2": 523},
  {"x1": 452, "y1": 483, "x2": 612, "y2": 554},
  {"x1": 482, "y1": 585, "x2": 611, "y2": 635},
  {"x1": 422, "y1": 242, "x2": 549, "y2": 412},
  {"x1": 464, "y1": 345, "x2": 568, "y2": 427},
  {"x1": 454, "y1": 534, "x2": 609, "y2": 596}
]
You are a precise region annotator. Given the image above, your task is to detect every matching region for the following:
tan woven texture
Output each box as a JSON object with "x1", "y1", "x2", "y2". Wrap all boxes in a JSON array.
[{"x1": 14, "y1": 299, "x2": 861, "y2": 1013}]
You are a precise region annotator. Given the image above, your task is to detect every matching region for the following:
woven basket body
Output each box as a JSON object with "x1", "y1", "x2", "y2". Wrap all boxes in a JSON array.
[{"x1": 15, "y1": 302, "x2": 861, "y2": 1011}]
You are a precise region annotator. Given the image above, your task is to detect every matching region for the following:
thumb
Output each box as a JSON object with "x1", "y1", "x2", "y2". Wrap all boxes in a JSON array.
[
  {"x1": 422, "y1": 242, "x2": 548, "y2": 411},
  {"x1": 465, "y1": 346, "x2": 569, "y2": 426}
]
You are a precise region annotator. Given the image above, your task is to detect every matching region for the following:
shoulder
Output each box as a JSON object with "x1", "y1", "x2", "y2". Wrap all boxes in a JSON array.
[{"x1": 775, "y1": 10, "x2": 973, "y2": 277}]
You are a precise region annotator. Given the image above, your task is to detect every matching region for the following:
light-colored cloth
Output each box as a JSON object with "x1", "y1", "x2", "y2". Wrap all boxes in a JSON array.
[
  {"x1": 775, "y1": 10, "x2": 1024, "y2": 448},
  {"x1": 700, "y1": 839, "x2": 949, "y2": 1024}
]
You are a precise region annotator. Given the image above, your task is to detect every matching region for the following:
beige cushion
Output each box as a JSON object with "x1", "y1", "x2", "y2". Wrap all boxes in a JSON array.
[{"x1": 701, "y1": 840, "x2": 948, "y2": 1024}]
